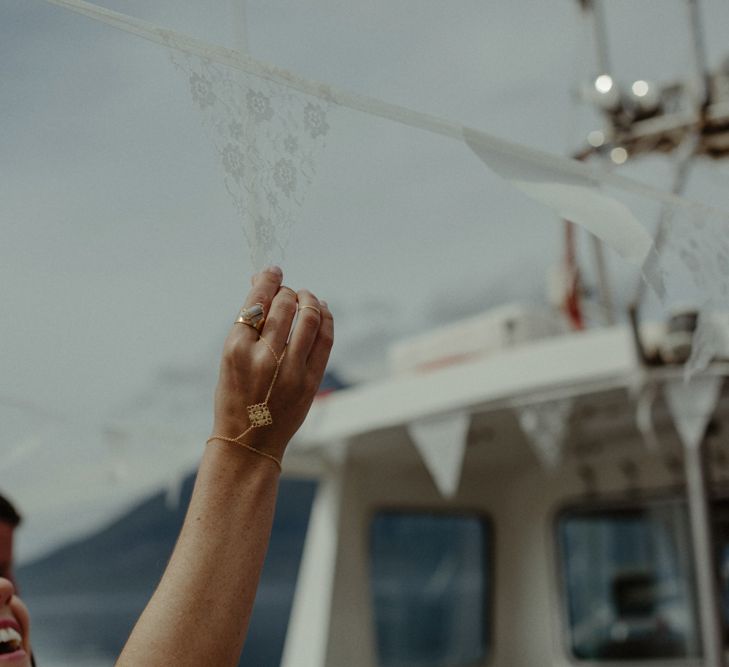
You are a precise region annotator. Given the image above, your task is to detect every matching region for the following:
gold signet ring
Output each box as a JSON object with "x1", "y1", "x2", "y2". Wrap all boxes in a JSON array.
[{"x1": 235, "y1": 303, "x2": 265, "y2": 331}]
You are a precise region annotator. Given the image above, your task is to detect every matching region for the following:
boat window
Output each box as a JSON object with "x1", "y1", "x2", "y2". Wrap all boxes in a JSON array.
[
  {"x1": 557, "y1": 501, "x2": 700, "y2": 661},
  {"x1": 370, "y1": 511, "x2": 490, "y2": 667}
]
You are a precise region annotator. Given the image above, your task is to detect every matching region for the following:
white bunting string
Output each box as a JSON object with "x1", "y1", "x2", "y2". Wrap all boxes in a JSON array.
[
  {"x1": 44, "y1": 0, "x2": 729, "y2": 366},
  {"x1": 43, "y1": 1, "x2": 729, "y2": 222}
]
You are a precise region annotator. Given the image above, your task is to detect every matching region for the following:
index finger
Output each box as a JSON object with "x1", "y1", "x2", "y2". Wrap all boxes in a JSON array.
[{"x1": 234, "y1": 266, "x2": 284, "y2": 340}]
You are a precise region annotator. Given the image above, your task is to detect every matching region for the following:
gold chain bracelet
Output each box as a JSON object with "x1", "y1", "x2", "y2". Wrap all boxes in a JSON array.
[
  {"x1": 206, "y1": 435, "x2": 282, "y2": 472},
  {"x1": 207, "y1": 332, "x2": 285, "y2": 472}
]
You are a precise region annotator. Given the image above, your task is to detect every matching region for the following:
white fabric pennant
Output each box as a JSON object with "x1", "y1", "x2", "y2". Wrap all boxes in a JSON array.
[
  {"x1": 516, "y1": 398, "x2": 573, "y2": 469},
  {"x1": 168, "y1": 50, "x2": 331, "y2": 269},
  {"x1": 464, "y1": 129, "x2": 654, "y2": 268},
  {"x1": 407, "y1": 412, "x2": 470, "y2": 498},
  {"x1": 665, "y1": 376, "x2": 722, "y2": 451}
]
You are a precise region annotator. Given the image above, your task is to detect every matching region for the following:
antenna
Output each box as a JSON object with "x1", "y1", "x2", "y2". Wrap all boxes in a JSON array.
[
  {"x1": 572, "y1": 0, "x2": 729, "y2": 329},
  {"x1": 571, "y1": 0, "x2": 616, "y2": 326}
]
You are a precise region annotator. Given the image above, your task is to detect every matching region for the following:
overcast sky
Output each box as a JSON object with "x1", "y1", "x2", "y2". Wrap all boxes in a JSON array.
[{"x1": 3, "y1": 0, "x2": 729, "y2": 560}]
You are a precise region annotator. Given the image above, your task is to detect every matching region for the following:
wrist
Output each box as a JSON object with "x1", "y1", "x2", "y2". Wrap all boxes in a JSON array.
[{"x1": 205, "y1": 433, "x2": 287, "y2": 475}]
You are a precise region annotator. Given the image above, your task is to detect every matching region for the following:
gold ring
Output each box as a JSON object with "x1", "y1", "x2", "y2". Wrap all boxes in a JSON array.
[
  {"x1": 298, "y1": 305, "x2": 321, "y2": 317},
  {"x1": 235, "y1": 302, "x2": 265, "y2": 331}
]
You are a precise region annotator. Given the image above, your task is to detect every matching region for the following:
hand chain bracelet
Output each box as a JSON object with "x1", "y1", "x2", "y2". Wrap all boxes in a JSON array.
[{"x1": 207, "y1": 333, "x2": 285, "y2": 472}]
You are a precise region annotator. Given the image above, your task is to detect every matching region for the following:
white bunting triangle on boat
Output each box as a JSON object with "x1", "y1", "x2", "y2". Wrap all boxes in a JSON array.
[
  {"x1": 407, "y1": 411, "x2": 470, "y2": 498},
  {"x1": 664, "y1": 376, "x2": 723, "y2": 450},
  {"x1": 516, "y1": 398, "x2": 573, "y2": 469}
]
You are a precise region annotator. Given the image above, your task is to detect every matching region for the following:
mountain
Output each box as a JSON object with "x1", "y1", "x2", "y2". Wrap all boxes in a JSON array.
[{"x1": 18, "y1": 474, "x2": 317, "y2": 666}]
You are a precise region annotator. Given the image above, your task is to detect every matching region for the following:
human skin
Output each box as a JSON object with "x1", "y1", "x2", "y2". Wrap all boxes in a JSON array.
[
  {"x1": 0, "y1": 577, "x2": 32, "y2": 667},
  {"x1": 116, "y1": 266, "x2": 333, "y2": 667},
  {"x1": 0, "y1": 524, "x2": 14, "y2": 583}
]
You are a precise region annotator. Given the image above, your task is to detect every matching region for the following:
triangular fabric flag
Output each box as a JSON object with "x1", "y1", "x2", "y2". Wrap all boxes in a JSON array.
[
  {"x1": 169, "y1": 49, "x2": 331, "y2": 270},
  {"x1": 407, "y1": 411, "x2": 470, "y2": 498},
  {"x1": 516, "y1": 398, "x2": 573, "y2": 469},
  {"x1": 665, "y1": 376, "x2": 722, "y2": 450},
  {"x1": 464, "y1": 129, "x2": 655, "y2": 270}
]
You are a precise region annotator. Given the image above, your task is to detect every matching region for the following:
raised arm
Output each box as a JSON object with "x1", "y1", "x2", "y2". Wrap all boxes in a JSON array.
[{"x1": 116, "y1": 266, "x2": 333, "y2": 667}]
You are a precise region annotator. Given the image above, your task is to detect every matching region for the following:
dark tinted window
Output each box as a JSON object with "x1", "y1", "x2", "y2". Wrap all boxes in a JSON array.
[
  {"x1": 558, "y1": 501, "x2": 700, "y2": 661},
  {"x1": 370, "y1": 511, "x2": 490, "y2": 667}
]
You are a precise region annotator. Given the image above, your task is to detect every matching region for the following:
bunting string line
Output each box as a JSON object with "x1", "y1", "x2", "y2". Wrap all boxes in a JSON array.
[
  {"x1": 44, "y1": 0, "x2": 729, "y2": 223},
  {"x1": 41, "y1": 0, "x2": 729, "y2": 373}
]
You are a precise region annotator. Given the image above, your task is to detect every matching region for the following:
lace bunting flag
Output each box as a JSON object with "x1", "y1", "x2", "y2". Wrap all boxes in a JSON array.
[
  {"x1": 654, "y1": 207, "x2": 729, "y2": 373},
  {"x1": 168, "y1": 50, "x2": 331, "y2": 269},
  {"x1": 517, "y1": 398, "x2": 573, "y2": 469}
]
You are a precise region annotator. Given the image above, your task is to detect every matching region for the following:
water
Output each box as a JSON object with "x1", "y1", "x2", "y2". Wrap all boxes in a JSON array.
[
  {"x1": 17, "y1": 479, "x2": 317, "y2": 667},
  {"x1": 24, "y1": 585, "x2": 298, "y2": 667},
  {"x1": 24, "y1": 592, "x2": 144, "y2": 667}
]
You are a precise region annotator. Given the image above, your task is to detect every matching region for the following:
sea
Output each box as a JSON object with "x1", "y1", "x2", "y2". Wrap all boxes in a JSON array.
[{"x1": 24, "y1": 585, "x2": 296, "y2": 666}]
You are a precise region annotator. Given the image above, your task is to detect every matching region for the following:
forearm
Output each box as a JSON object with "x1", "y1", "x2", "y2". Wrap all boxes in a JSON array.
[
  {"x1": 117, "y1": 443, "x2": 280, "y2": 667},
  {"x1": 116, "y1": 267, "x2": 333, "y2": 665}
]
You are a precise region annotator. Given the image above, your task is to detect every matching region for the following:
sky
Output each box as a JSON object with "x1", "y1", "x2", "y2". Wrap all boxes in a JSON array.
[{"x1": 3, "y1": 0, "x2": 729, "y2": 560}]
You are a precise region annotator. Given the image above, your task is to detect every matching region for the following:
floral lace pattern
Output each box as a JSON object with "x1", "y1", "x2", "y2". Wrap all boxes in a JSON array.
[
  {"x1": 167, "y1": 50, "x2": 330, "y2": 269},
  {"x1": 517, "y1": 398, "x2": 573, "y2": 469},
  {"x1": 159, "y1": 24, "x2": 729, "y2": 373},
  {"x1": 650, "y1": 206, "x2": 729, "y2": 373}
]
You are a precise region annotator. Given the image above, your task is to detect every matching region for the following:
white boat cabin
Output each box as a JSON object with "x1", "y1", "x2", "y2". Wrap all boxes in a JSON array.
[{"x1": 280, "y1": 307, "x2": 729, "y2": 667}]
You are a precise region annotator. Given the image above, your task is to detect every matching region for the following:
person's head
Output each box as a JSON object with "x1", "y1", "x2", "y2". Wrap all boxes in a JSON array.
[
  {"x1": 0, "y1": 576, "x2": 31, "y2": 666},
  {"x1": 0, "y1": 495, "x2": 21, "y2": 584}
]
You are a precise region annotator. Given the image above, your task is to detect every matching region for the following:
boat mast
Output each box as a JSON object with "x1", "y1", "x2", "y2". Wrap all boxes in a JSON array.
[{"x1": 576, "y1": 0, "x2": 616, "y2": 326}]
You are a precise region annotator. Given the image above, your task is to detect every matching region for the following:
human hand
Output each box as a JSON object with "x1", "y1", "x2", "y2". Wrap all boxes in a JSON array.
[{"x1": 210, "y1": 266, "x2": 334, "y2": 464}]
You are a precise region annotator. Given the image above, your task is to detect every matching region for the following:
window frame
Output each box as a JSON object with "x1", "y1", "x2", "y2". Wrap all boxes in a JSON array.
[
  {"x1": 553, "y1": 490, "x2": 703, "y2": 665},
  {"x1": 367, "y1": 504, "x2": 495, "y2": 667}
]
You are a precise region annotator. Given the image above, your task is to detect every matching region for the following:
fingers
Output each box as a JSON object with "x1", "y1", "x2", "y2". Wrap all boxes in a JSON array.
[
  {"x1": 259, "y1": 285, "x2": 298, "y2": 355},
  {"x1": 306, "y1": 300, "x2": 334, "y2": 381},
  {"x1": 230, "y1": 268, "x2": 333, "y2": 380},
  {"x1": 287, "y1": 290, "x2": 322, "y2": 363},
  {"x1": 236, "y1": 266, "x2": 284, "y2": 341}
]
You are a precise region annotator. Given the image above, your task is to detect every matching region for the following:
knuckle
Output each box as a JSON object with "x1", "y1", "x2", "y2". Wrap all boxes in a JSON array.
[
  {"x1": 299, "y1": 313, "x2": 321, "y2": 333},
  {"x1": 304, "y1": 375, "x2": 320, "y2": 396},
  {"x1": 253, "y1": 345, "x2": 272, "y2": 368},
  {"x1": 278, "y1": 298, "x2": 298, "y2": 319},
  {"x1": 298, "y1": 289, "x2": 317, "y2": 302},
  {"x1": 319, "y1": 330, "x2": 334, "y2": 349},
  {"x1": 223, "y1": 336, "x2": 250, "y2": 368},
  {"x1": 249, "y1": 291, "x2": 269, "y2": 307},
  {"x1": 264, "y1": 314, "x2": 282, "y2": 333}
]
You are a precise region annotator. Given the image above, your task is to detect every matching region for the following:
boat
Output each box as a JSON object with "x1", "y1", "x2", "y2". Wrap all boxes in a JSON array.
[
  {"x1": 7, "y1": 1, "x2": 729, "y2": 666},
  {"x1": 280, "y1": 305, "x2": 729, "y2": 666}
]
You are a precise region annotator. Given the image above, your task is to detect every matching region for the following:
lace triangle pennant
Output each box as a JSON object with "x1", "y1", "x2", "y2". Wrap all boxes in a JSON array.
[
  {"x1": 169, "y1": 50, "x2": 331, "y2": 269},
  {"x1": 664, "y1": 376, "x2": 722, "y2": 451},
  {"x1": 516, "y1": 398, "x2": 573, "y2": 469}
]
